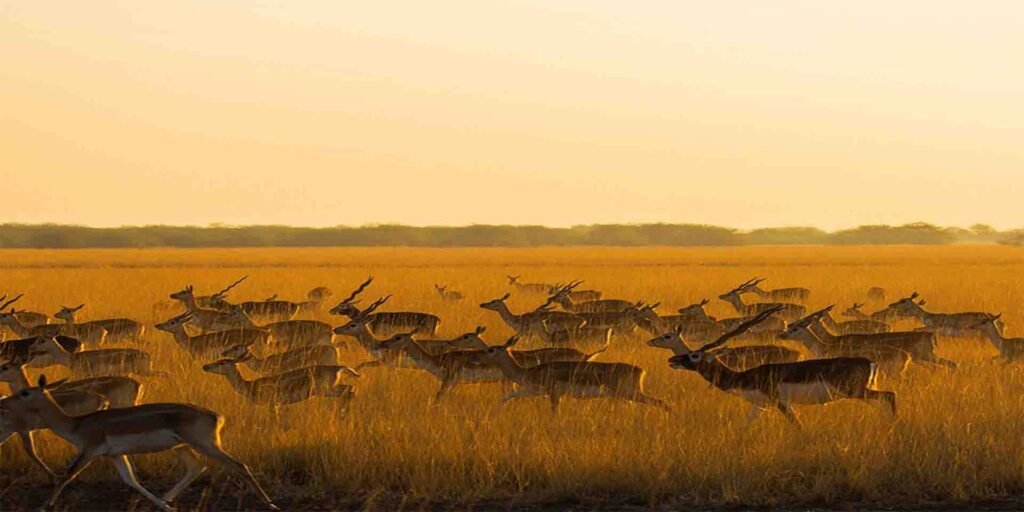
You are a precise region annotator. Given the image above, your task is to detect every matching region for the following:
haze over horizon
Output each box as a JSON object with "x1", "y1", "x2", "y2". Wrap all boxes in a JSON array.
[{"x1": 4, "y1": 2, "x2": 1023, "y2": 230}]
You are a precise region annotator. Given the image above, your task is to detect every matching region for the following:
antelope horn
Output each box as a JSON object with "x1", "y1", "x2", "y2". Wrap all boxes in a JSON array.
[
  {"x1": 340, "y1": 276, "x2": 374, "y2": 304},
  {"x1": 0, "y1": 294, "x2": 23, "y2": 311},
  {"x1": 698, "y1": 305, "x2": 783, "y2": 353}
]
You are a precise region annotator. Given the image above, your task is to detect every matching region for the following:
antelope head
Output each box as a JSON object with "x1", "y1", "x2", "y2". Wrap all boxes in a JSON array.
[
  {"x1": 669, "y1": 306, "x2": 783, "y2": 370},
  {"x1": 154, "y1": 312, "x2": 194, "y2": 332},
  {"x1": 169, "y1": 285, "x2": 195, "y2": 302},
  {"x1": 888, "y1": 292, "x2": 923, "y2": 316},
  {"x1": 54, "y1": 304, "x2": 85, "y2": 321},
  {"x1": 479, "y1": 293, "x2": 512, "y2": 311},
  {"x1": 780, "y1": 305, "x2": 835, "y2": 341},
  {"x1": 329, "y1": 276, "x2": 374, "y2": 315},
  {"x1": 719, "y1": 278, "x2": 764, "y2": 300},
  {"x1": 449, "y1": 326, "x2": 488, "y2": 349}
]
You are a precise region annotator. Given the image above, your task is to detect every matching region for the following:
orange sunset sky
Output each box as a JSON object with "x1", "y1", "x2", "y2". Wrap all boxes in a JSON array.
[{"x1": 3, "y1": 2, "x2": 1022, "y2": 230}]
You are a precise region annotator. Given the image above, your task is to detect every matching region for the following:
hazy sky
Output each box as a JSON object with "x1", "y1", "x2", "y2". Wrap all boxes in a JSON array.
[{"x1": 3, "y1": 1, "x2": 1022, "y2": 229}]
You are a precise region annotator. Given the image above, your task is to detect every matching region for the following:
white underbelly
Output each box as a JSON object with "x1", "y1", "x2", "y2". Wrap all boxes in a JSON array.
[{"x1": 100, "y1": 430, "x2": 183, "y2": 456}]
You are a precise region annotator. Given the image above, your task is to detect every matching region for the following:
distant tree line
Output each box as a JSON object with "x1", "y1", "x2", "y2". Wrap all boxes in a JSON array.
[{"x1": 0, "y1": 222, "x2": 1019, "y2": 248}]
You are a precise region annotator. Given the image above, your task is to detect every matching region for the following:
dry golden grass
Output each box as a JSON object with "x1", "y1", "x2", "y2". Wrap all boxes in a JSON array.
[{"x1": 1, "y1": 245, "x2": 1023, "y2": 509}]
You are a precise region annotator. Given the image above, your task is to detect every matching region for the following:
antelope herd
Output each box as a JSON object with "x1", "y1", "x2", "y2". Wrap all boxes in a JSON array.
[{"x1": 0, "y1": 274, "x2": 1015, "y2": 510}]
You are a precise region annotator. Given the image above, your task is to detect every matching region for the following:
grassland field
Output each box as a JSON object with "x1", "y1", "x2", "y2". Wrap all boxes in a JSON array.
[{"x1": 0, "y1": 245, "x2": 1023, "y2": 511}]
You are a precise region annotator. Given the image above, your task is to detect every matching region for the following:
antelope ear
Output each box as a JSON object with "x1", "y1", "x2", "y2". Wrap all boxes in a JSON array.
[
  {"x1": 475, "y1": 325, "x2": 486, "y2": 334},
  {"x1": 37, "y1": 374, "x2": 47, "y2": 388},
  {"x1": 503, "y1": 335, "x2": 520, "y2": 348}
]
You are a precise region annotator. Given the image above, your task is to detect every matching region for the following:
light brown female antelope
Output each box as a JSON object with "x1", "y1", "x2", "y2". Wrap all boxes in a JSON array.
[
  {"x1": 480, "y1": 293, "x2": 585, "y2": 338},
  {"x1": 0, "y1": 294, "x2": 49, "y2": 329},
  {"x1": 450, "y1": 326, "x2": 607, "y2": 368},
  {"x1": 221, "y1": 343, "x2": 343, "y2": 374},
  {"x1": 719, "y1": 278, "x2": 806, "y2": 322},
  {"x1": 972, "y1": 314, "x2": 1024, "y2": 362},
  {"x1": 747, "y1": 278, "x2": 811, "y2": 303},
  {"x1": 818, "y1": 306, "x2": 890, "y2": 335},
  {"x1": 802, "y1": 306, "x2": 954, "y2": 369},
  {"x1": 629, "y1": 301, "x2": 725, "y2": 341},
  {"x1": 0, "y1": 375, "x2": 278, "y2": 511},
  {"x1": 779, "y1": 307, "x2": 911, "y2": 379},
  {"x1": 668, "y1": 307, "x2": 896, "y2": 426},
  {"x1": 28, "y1": 336, "x2": 166, "y2": 377},
  {"x1": 54, "y1": 304, "x2": 145, "y2": 342},
  {"x1": 842, "y1": 302, "x2": 899, "y2": 323},
  {"x1": 507, "y1": 275, "x2": 553, "y2": 294},
  {"x1": 237, "y1": 295, "x2": 300, "y2": 322},
  {"x1": 548, "y1": 281, "x2": 634, "y2": 313},
  {"x1": 224, "y1": 307, "x2": 335, "y2": 349},
  {"x1": 0, "y1": 296, "x2": 103, "y2": 343},
  {"x1": 170, "y1": 285, "x2": 248, "y2": 332},
  {"x1": 646, "y1": 326, "x2": 802, "y2": 371},
  {"x1": 434, "y1": 284, "x2": 464, "y2": 301},
  {"x1": 332, "y1": 302, "x2": 462, "y2": 370},
  {"x1": 0, "y1": 361, "x2": 142, "y2": 407},
  {"x1": 889, "y1": 292, "x2": 997, "y2": 338},
  {"x1": 329, "y1": 277, "x2": 441, "y2": 336},
  {"x1": 202, "y1": 358, "x2": 358, "y2": 406},
  {"x1": 0, "y1": 334, "x2": 81, "y2": 368},
  {"x1": 155, "y1": 312, "x2": 271, "y2": 360},
  {"x1": 475, "y1": 335, "x2": 669, "y2": 412}
]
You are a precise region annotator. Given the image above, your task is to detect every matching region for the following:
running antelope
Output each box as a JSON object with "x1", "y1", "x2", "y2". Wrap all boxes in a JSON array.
[
  {"x1": 0, "y1": 386, "x2": 108, "y2": 479},
  {"x1": 507, "y1": 275, "x2": 553, "y2": 294},
  {"x1": 450, "y1": 326, "x2": 608, "y2": 368},
  {"x1": 629, "y1": 301, "x2": 725, "y2": 342},
  {"x1": 474, "y1": 335, "x2": 668, "y2": 412},
  {"x1": 779, "y1": 307, "x2": 911, "y2": 378},
  {"x1": 202, "y1": 358, "x2": 358, "y2": 406},
  {"x1": 237, "y1": 295, "x2": 300, "y2": 322},
  {"x1": 480, "y1": 293, "x2": 585, "y2": 338},
  {"x1": 842, "y1": 302, "x2": 899, "y2": 323},
  {"x1": 28, "y1": 336, "x2": 166, "y2": 377},
  {"x1": 747, "y1": 279, "x2": 811, "y2": 303},
  {"x1": 225, "y1": 308, "x2": 335, "y2": 349},
  {"x1": 434, "y1": 284, "x2": 464, "y2": 301},
  {"x1": 155, "y1": 312, "x2": 271, "y2": 360},
  {"x1": 538, "y1": 322, "x2": 612, "y2": 346},
  {"x1": 667, "y1": 307, "x2": 897, "y2": 426},
  {"x1": 332, "y1": 305, "x2": 462, "y2": 370},
  {"x1": 0, "y1": 361, "x2": 142, "y2": 407},
  {"x1": 973, "y1": 314, "x2": 1024, "y2": 362},
  {"x1": 170, "y1": 285, "x2": 248, "y2": 333},
  {"x1": 194, "y1": 275, "x2": 249, "y2": 311},
  {"x1": 819, "y1": 306, "x2": 890, "y2": 335},
  {"x1": 0, "y1": 295, "x2": 104, "y2": 343},
  {"x1": 665, "y1": 299, "x2": 786, "y2": 343},
  {"x1": 221, "y1": 343, "x2": 343, "y2": 374},
  {"x1": 719, "y1": 278, "x2": 806, "y2": 322},
  {"x1": 889, "y1": 292, "x2": 997, "y2": 338},
  {"x1": 55, "y1": 304, "x2": 144, "y2": 342},
  {"x1": 0, "y1": 294, "x2": 49, "y2": 328},
  {"x1": 0, "y1": 335, "x2": 81, "y2": 367},
  {"x1": 647, "y1": 326, "x2": 802, "y2": 371},
  {"x1": 329, "y1": 277, "x2": 441, "y2": 336},
  {"x1": 376, "y1": 332, "x2": 510, "y2": 401},
  {"x1": 804, "y1": 306, "x2": 955, "y2": 369},
  {"x1": 548, "y1": 281, "x2": 634, "y2": 313},
  {"x1": 0, "y1": 375, "x2": 278, "y2": 511}
]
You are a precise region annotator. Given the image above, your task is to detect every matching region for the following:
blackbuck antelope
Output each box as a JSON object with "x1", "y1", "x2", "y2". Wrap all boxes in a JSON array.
[
  {"x1": 747, "y1": 279, "x2": 812, "y2": 303},
  {"x1": 221, "y1": 343, "x2": 343, "y2": 374},
  {"x1": 28, "y1": 336, "x2": 167, "y2": 377},
  {"x1": 646, "y1": 326, "x2": 802, "y2": 371},
  {"x1": 507, "y1": 275, "x2": 554, "y2": 294},
  {"x1": 667, "y1": 307, "x2": 897, "y2": 426},
  {"x1": 0, "y1": 361, "x2": 142, "y2": 407},
  {"x1": 329, "y1": 277, "x2": 441, "y2": 336},
  {"x1": 0, "y1": 386, "x2": 109, "y2": 479},
  {"x1": 800, "y1": 306, "x2": 954, "y2": 369},
  {"x1": 450, "y1": 326, "x2": 607, "y2": 368},
  {"x1": 973, "y1": 314, "x2": 1024, "y2": 362},
  {"x1": 0, "y1": 335, "x2": 81, "y2": 367},
  {"x1": 55, "y1": 304, "x2": 144, "y2": 342},
  {"x1": 225, "y1": 309, "x2": 335, "y2": 349},
  {"x1": 574, "y1": 308, "x2": 640, "y2": 335},
  {"x1": 842, "y1": 302, "x2": 899, "y2": 323},
  {"x1": 0, "y1": 295, "x2": 106, "y2": 344},
  {"x1": 434, "y1": 284, "x2": 464, "y2": 301},
  {"x1": 889, "y1": 292, "x2": 998, "y2": 338},
  {"x1": 538, "y1": 322, "x2": 612, "y2": 346},
  {"x1": 549, "y1": 281, "x2": 634, "y2": 313},
  {"x1": 332, "y1": 307, "x2": 462, "y2": 370},
  {"x1": 155, "y1": 312, "x2": 271, "y2": 360},
  {"x1": 202, "y1": 359, "x2": 358, "y2": 406},
  {"x1": 630, "y1": 301, "x2": 725, "y2": 342},
  {"x1": 475, "y1": 335, "x2": 668, "y2": 412},
  {"x1": 479, "y1": 293, "x2": 585, "y2": 338},
  {"x1": 237, "y1": 295, "x2": 300, "y2": 322},
  {"x1": 819, "y1": 306, "x2": 890, "y2": 335},
  {"x1": 377, "y1": 332, "x2": 509, "y2": 401},
  {"x1": 779, "y1": 307, "x2": 911, "y2": 379},
  {"x1": 671, "y1": 299, "x2": 787, "y2": 343},
  {"x1": 194, "y1": 275, "x2": 248, "y2": 311},
  {"x1": 171, "y1": 285, "x2": 248, "y2": 332},
  {"x1": 0, "y1": 375, "x2": 278, "y2": 511},
  {"x1": 719, "y1": 278, "x2": 806, "y2": 322},
  {"x1": 0, "y1": 294, "x2": 49, "y2": 328}
]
